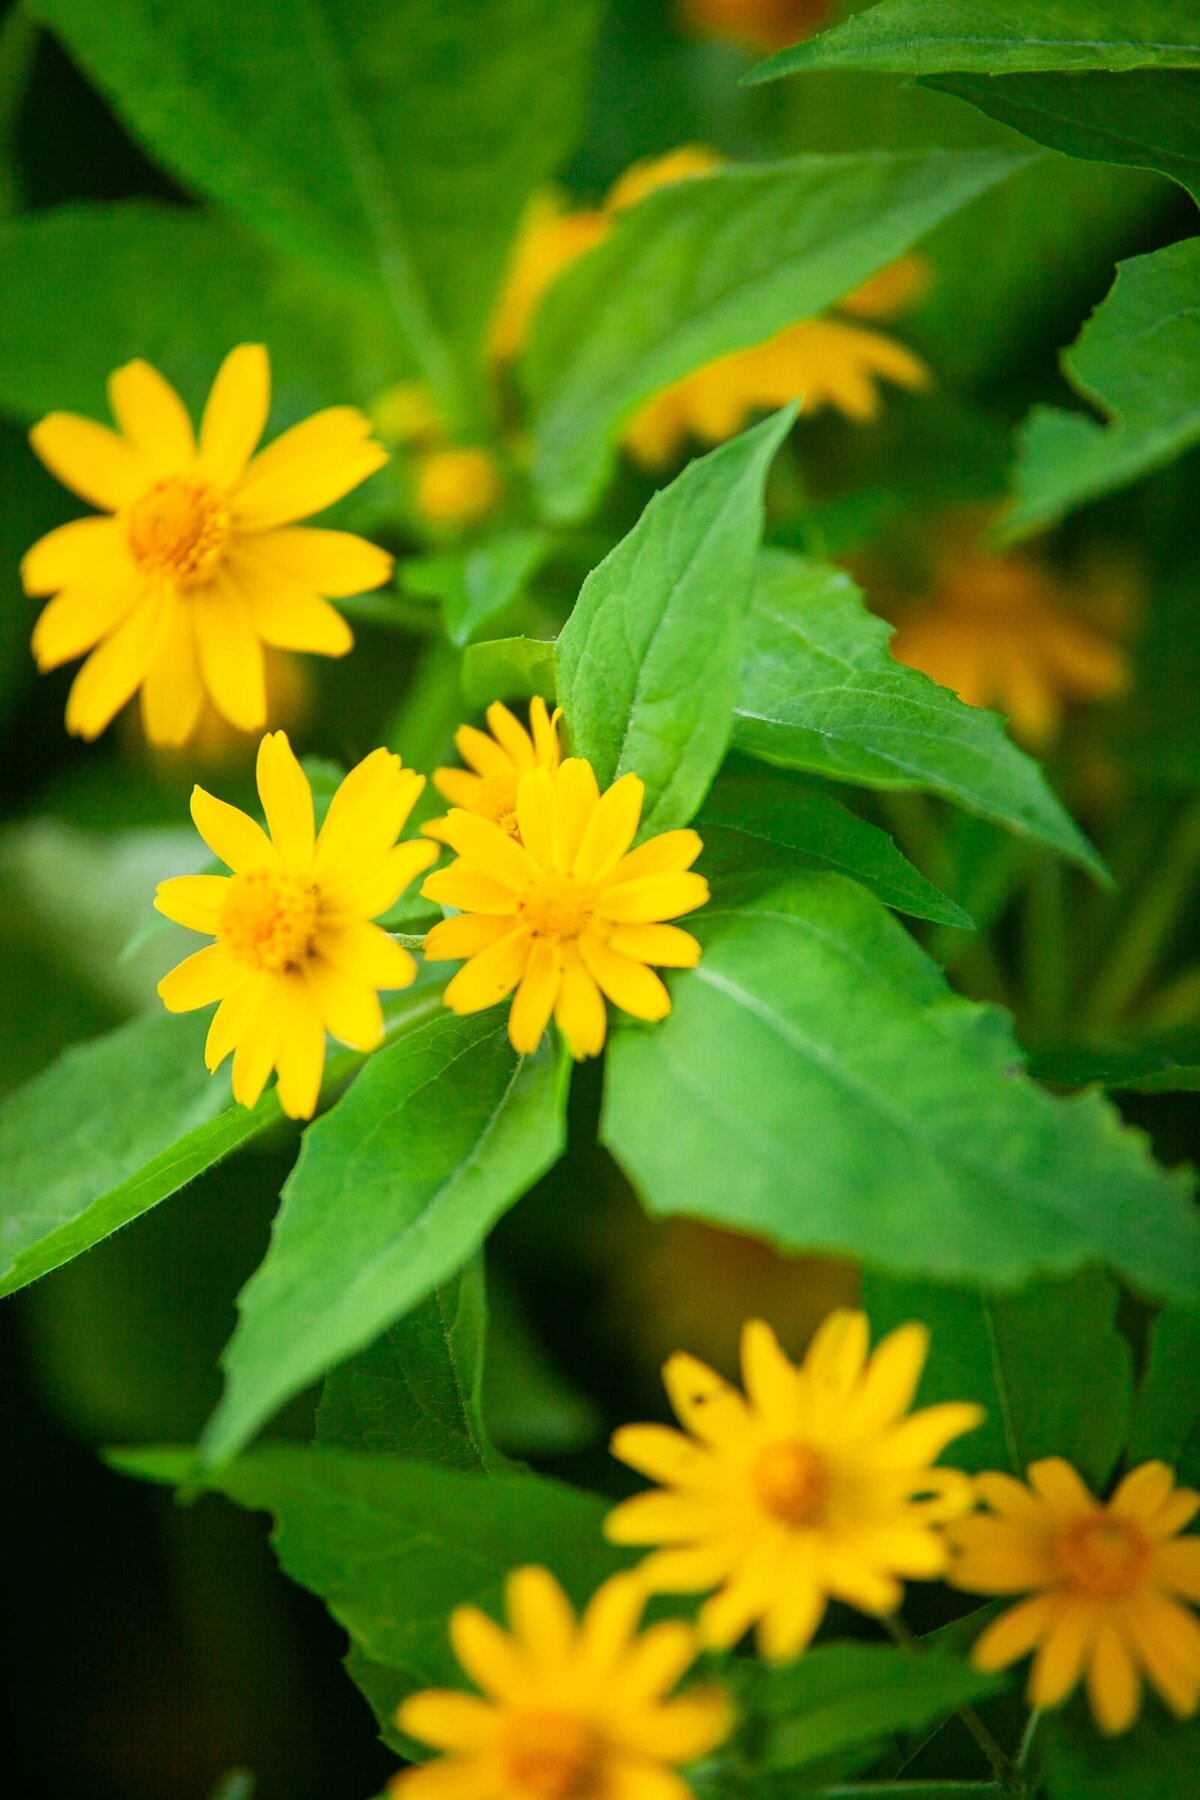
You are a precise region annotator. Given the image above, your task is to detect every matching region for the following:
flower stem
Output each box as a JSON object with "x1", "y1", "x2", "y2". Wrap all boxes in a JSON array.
[
  {"x1": 883, "y1": 1615, "x2": 1028, "y2": 1798},
  {"x1": 1081, "y1": 795, "x2": 1200, "y2": 1030}
]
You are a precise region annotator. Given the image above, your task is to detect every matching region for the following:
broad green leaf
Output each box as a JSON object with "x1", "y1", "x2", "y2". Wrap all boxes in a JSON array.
[
  {"x1": 1030, "y1": 1034, "x2": 1200, "y2": 1094},
  {"x1": 1045, "y1": 1706, "x2": 1200, "y2": 1799},
  {"x1": 111, "y1": 1445, "x2": 625, "y2": 1708},
  {"x1": 862, "y1": 1269, "x2": 1133, "y2": 1486},
  {"x1": 697, "y1": 766, "x2": 973, "y2": 928},
  {"x1": 557, "y1": 412, "x2": 793, "y2": 836},
  {"x1": 929, "y1": 70, "x2": 1200, "y2": 201},
  {"x1": 734, "y1": 552, "x2": 1105, "y2": 880},
  {"x1": 525, "y1": 148, "x2": 1028, "y2": 518},
  {"x1": 751, "y1": 1, "x2": 1200, "y2": 81},
  {"x1": 602, "y1": 873, "x2": 1200, "y2": 1299},
  {"x1": 1128, "y1": 1303, "x2": 1200, "y2": 1472},
  {"x1": 201, "y1": 1012, "x2": 569, "y2": 1465},
  {"x1": 1006, "y1": 240, "x2": 1200, "y2": 538},
  {"x1": 402, "y1": 532, "x2": 552, "y2": 647},
  {"x1": 461, "y1": 636, "x2": 557, "y2": 710},
  {"x1": 0, "y1": 202, "x2": 390, "y2": 424},
  {"x1": 733, "y1": 1644, "x2": 997, "y2": 1780},
  {"x1": 31, "y1": 0, "x2": 598, "y2": 416},
  {"x1": 315, "y1": 1258, "x2": 499, "y2": 1473}
]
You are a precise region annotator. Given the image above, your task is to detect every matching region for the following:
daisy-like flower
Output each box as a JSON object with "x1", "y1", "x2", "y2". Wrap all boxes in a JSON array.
[
  {"x1": 416, "y1": 447, "x2": 505, "y2": 530},
  {"x1": 23, "y1": 345, "x2": 391, "y2": 746},
  {"x1": 678, "y1": 0, "x2": 835, "y2": 54},
  {"x1": 949, "y1": 1458, "x2": 1200, "y2": 1735},
  {"x1": 422, "y1": 760, "x2": 708, "y2": 1059},
  {"x1": 606, "y1": 1312, "x2": 982, "y2": 1660},
  {"x1": 427, "y1": 698, "x2": 562, "y2": 843},
  {"x1": 392, "y1": 1566, "x2": 732, "y2": 1800},
  {"x1": 155, "y1": 731, "x2": 437, "y2": 1121}
]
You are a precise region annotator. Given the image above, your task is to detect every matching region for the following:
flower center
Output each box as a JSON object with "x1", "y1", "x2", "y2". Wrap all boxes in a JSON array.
[
  {"x1": 476, "y1": 771, "x2": 521, "y2": 838},
  {"x1": 126, "y1": 476, "x2": 229, "y2": 586},
  {"x1": 519, "y1": 873, "x2": 592, "y2": 942},
  {"x1": 219, "y1": 870, "x2": 319, "y2": 973},
  {"x1": 752, "y1": 1440, "x2": 831, "y2": 1528},
  {"x1": 1055, "y1": 1514, "x2": 1151, "y2": 1599},
  {"x1": 500, "y1": 1709, "x2": 600, "y2": 1800}
]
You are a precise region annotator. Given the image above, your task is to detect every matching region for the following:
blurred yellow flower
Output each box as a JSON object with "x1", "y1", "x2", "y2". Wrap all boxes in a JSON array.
[
  {"x1": 678, "y1": 0, "x2": 836, "y2": 54},
  {"x1": 427, "y1": 698, "x2": 562, "y2": 843},
  {"x1": 154, "y1": 731, "x2": 436, "y2": 1120},
  {"x1": 371, "y1": 380, "x2": 443, "y2": 449},
  {"x1": 423, "y1": 759, "x2": 708, "y2": 1059},
  {"x1": 391, "y1": 1567, "x2": 732, "y2": 1800},
  {"x1": 607, "y1": 1312, "x2": 981, "y2": 1659},
  {"x1": 23, "y1": 345, "x2": 391, "y2": 747},
  {"x1": 888, "y1": 535, "x2": 1129, "y2": 746},
  {"x1": 416, "y1": 446, "x2": 505, "y2": 530},
  {"x1": 950, "y1": 1458, "x2": 1200, "y2": 1735},
  {"x1": 604, "y1": 144, "x2": 725, "y2": 214}
]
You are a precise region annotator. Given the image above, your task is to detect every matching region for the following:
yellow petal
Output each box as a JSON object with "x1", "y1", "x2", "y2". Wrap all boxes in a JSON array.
[
  {"x1": 506, "y1": 1566, "x2": 577, "y2": 1664},
  {"x1": 193, "y1": 571, "x2": 267, "y2": 733},
  {"x1": 1152, "y1": 1536, "x2": 1200, "y2": 1603},
  {"x1": 847, "y1": 1322, "x2": 930, "y2": 1435},
  {"x1": 1110, "y1": 1461, "x2": 1175, "y2": 1524},
  {"x1": 971, "y1": 1593, "x2": 1057, "y2": 1671},
  {"x1": 442, "y1": 928, "x2": 530, "y2": 1015},
  {"x1": 605, "y1": 1760, "x2": 694, "y2": 1800},
  {"x1": 595, "y1": 871, "x2": 709, "y2": 925},
  {"x1": 30, "y1": 411, "x2": 152, "y2": 510},
  {"x1": 199, "y1": 344, "x2": 270, "y2": 487},
  {"x1": 31, "y1": 577, "x2": 142, "y2": 672},
  {"x1": 515, "y1": 768, "x2": 556, "y2": 870},
  {"x1": 305, "y1": 959, "x2": 384, "y2": 1052},
  {"x1": 698, "y1": 1546, "x2": 779, "y2": 1650},
  {"x1": 604, "y1": 1619, "x2": 696, "y2": 1707},
  {"x1": 609, "y1": 829, "x2": 702, "y2": 884},
  {"x1": 320, "y1": 920, "x2": 418, "y2": 991},
  {"x1": 449, "y1": 1607, "x2": 535, "y2": 1705},
  {"x1": 1124, "y1": 1588, "x2": 1200, "y2": 1719},
  {"x1": 233, "y1": 406, "x2": 385, "y2": 529},
  {"x1": 552, "y1": 757, "x2": 600, "y2": 870},
  {"x1": 508, "y1": 938, "x2": 561, "y2": 1055},
  {"x1": 312, "y1": 747, "x2": 422, "y2": 885},
  {"x1": 190, "y1": 783, "x2": 278, "y2": 874},
  {"x1": 739, "y1": 1319, "x2": 798, "y2": 1422},
  {"x1": 1086, "y1": 1620, "x2": 1141, "y2": 1734},
  {"x1": 607, "y1": 924, "x2": 700, "y2": 968},
  {"x1": 661, "y1": 1352, "x2": 753, "y2": 1451},
  {"x1": 256, "y1": 730, "x2": 315, "y2": 870},
  {"x1": 756, "y1": 1562, "x2": 825, "y2": 1661},
  {"x1": 205, "y1": 975, "x2": 263, "y2": 1072},
  {"x1": 1028, "y1": 1601, "x2": 1096, "y2": 1709},
  {"x1": 389, "y1": 1760, "x2": 483, "y2": 1800},
  {"x1": 228, "y1": 547, "x2": 354, "y2": 656},
  {"x1": 140, "y1": 598, "x2": 205, "y2": 747},
  {"x1": 530, "y1": 697, "x2": 561, "y2": 768},
  {"x1": 157, "y1": 943, "x2": 235, "y2": 1012},
  {"x1": 607, "y1": 1422, "x2": 714, "y2": 1488},
  {"x1": 601, "y1": 1491, "x2": 710, "y2": 1546},
  {"x1": 805, "y1": 1307, "x2": 870, "y2": 1395},
  {"x1": 21, "y1": 515, "x2": 127, "y2": 597},
  {"x1": 395, "y1": 1691, "x2": 498, "y2": 1754},
  {"x1": 878, "y1": 1400, "x2": 984, "y2": 1469},
  {"x1": 155, "y1": 873, "x2": 231, "y2": 933},
  {"x1": 949, "y1": 1517, "x2": 1055, "y2": 1594},
  {"x1": 579, "y1": 933, "x2": 670, "y2": 1021},
  {"x1": 973, "y1": 1472, "x2": 1048, "y2": 1530},
  {"x1": 64, "y1": 594, "x2": 164, "y2": 740},
  {"x1": 230, "y1": 985, "x2": 283, "y2": 1110},
  {"x1": 435, "y1": 810, "x2": 537, "y2": 892},
  {"x1": 577, "y1": 1573, "x2": 648, "y2": 1679},
  {"x1": 1027, "y1": 1458, "x2": 1097, "y2": 1521},
  {"x1": 423, "y1": 865, "x2": 520, "y2": 918},
  {"x1": 456, "y1": 721, "x2": 514, "y2": 779},
  {"x1": 241, "y1": 524, "x2": 392, "y2": 597},
  {"x1": 424, "y1": 914, "x2": 513, "y2": 961},
  {"x1": 554, "y1": 948, "x2": 607, "y2": 1059},
  {"x1": 108, "y1": 359, "x2": 195, "y2": 470},
  {"x1": 273, "y1": 978, "x2": 327, "y2": 1120},
  {"x1": 616, "y1": 1691, "x2": 733, "y2": 1764},
  {"x1": 574, "y1": 772, "x2": 644, "y2": 882},
  {"x1": 334, "y1": 839, "x2": 437, "y2": 921},
  {"x1": 431, "y1": 769, "x2": 486, "y2": 814},
  {"x1": 486, "y1": 700, "x2": 536, "y2": 769}
]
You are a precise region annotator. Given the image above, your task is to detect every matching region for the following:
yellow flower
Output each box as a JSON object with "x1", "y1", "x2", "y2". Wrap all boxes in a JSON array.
[
  {"x1": 22, "y1": 345, "x2": 391, "y2": 747},
  {"x1": 838, "y1": 254, "x2": 932, "y2": 321},
  {"x1": 154, "y1": 731, "x2": 436, "y2": 1120},
  {"x1": 422, "y1": 759, "x2": 709, "y2": 1059},
  {"x1": 606, "y1": 1312, "x2": 981, "y2": 1660},
  {"x1": 391, "y1": 1566, "x2": 732, "y2": 1800},
  {"x1": 888, "y1": 537, "x2": 1129, "y2": 746},
  {"x1": 604, "y1": 145, "x2": 724, "y2": 214},
  {"x1": 677, "y1": 0, "x2": 836, "y2": 53},
  {"x1": 489, "y1": 193, "x2": 610, "y2": 362},
  {"x1": 416, "y1": 447, "x2": 505, "y2": 530},
  {"x1": 624, "y1": 318, "x2": 929, "y2": 469},
  {"x1": 949, "y1": 1458, "x2": 1200, "y2": 1735},
  {"x1": 427, "y1": 699, "x2": 563, "y2": 842},
  {"x1": 371, "y1": 380, "x2": 444, "y2": 449}
]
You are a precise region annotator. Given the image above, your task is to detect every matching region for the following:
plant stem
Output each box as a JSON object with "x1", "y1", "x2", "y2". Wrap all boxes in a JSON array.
[
  {"x1": 884, "y1": 1616, "x2": 1027, "y2": 1798},
  {"x1": 1082, "y1": 795, "x2": 1200, "y2": 1030},
  {"x1": 1021, "y1": 857, "x2": 1068, "y2": 1042}
]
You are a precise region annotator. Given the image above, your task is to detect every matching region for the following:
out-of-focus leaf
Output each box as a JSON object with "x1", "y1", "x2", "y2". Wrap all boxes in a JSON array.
[
  {"x1": 1045, "y1": 1707, "x2": 1200, "y2": 1799},
  {"x1": 752, "y1": 0, "x2": 1200, "y2": 81},
  {"x1": 697, "y1": 767, "x2": 973, "y2": 928},
  {"x1": 734, "y1": 552, "x2": 1106, "y2": 879},
  {"x1": 930, "y1": 70, "x2": 1200, "y2": 201},
  {"x1": 461, "y1": 636, "x2": 557, "y2": 709},
  {"x1": 557, "y1": 412, "x2": 792, "y2": 837},
  {"x1": 315, "y1": 1259, "x2": 499, "y2": 1473},
  {"x1": 201, "y1": 1013, "x2": 569, "y2": 1465},
  {"x1": 111, "y1": 1446, "x2": 626, "y2": 1717},
  {"x1": 0, "y1": 202, "x2": 392, "y2": 423},
  {"x1": 525, "y1": 148, "x2": 1029, "y2": 517},
  {"x1": 1030, "y1": 1034, "x2": 1200, "y2": 1094},
  {"x1": 1007, "y1": 240, "x2": 1200, "y2": 538},
  {"x1": 602, "y1": 873, "x2": 1200, "y2": 1298},
  {"x1": 1128, "y1": 1303, "x2": 1200, "y2": 1474},
  {"x1": 863, "y1": 1268, "x2": 1133, "y2": 1486},
  {"x1": 483, "y1": 1276, "x2": 602, "y2": 1457},
  {"x1": 31, "y1": 0, "x2": 598, "y2": 415},
  {"x1": 402, "y1": 533, "x2": 552, "y2": 647}
]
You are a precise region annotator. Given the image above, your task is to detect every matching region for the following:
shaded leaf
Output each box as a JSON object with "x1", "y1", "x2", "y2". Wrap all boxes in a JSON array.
[
  {"x1": 602, "y1": 873, "x2": 1200, "y2": 1298},
  {"x1": 461, "y1": 636, "x2": 557, "y2": 709},
  {"x1": 1030, "y1": 1033, "x2": 1200, "y2": 1094},
  {"x1": 557, "y1": 412, "x2": 793, "y2": 837},
  {"x1": 1045, "y1": 1705, "x2": 1200, "y2": 1799},
  {"x1": 402, "y1": 532, "x2": 552, "y2": 647},
  {"x1": 1128, "y1": 1303, "x2": 1200, "y2": 1474}
]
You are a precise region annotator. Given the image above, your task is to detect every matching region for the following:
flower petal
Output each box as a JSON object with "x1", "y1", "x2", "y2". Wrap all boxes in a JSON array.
[
  {"x1": 515, "y1": 768, "x2": 556, "y2": 870},
  {"x1": 508, "y1": 938, "x2": 561, "y2": 1054},
  {"x1": 233, "y1": 406, "x2": 386, "y2": 529},
  {"x1": 396, "y1": 1692, "x2": 498, "y2": 1755},
  {"x1": 595, "y1": 871, "x2": 709, "y2": 925},
  {"x1": 554, "y1": 947, "x2": 607, "y2": 1059},
  {"x1": 312, "y1": 747, "x2": 423, "y2": 885},
  {"x1": 30, "y1": 412, "x2": 152, "y2": 510},
  {"x1": 21, "y1": 515, "x2": 128, "y2": 597},
  {"x1": 609, "y1": 829, "x2": 702, "y2": 884},
  {"x1": 108, "y1": 359, "x2": 195, "y2": 471},
  {"x1": 661, "y1": 1352, "x2": 753, "y2": 1451},
  {"x1": 435, "y1": 810, "x2": 537, "y2": 892},
  {"x1": 305, "y1": 959, "x2": 384, "y2": 1052},
  {"x1": 552, "y1": 758, "x2": 600, "y2": 870},
  {"x1": 32, "y1": 577, "x2": 142, "y2": 672},
  {"x1": 193, "y1": 570, "x2": 267, "y2": 733},
  {"x1": 607, "y1": 1422, "x2": 715, "y2": 1489},
  {"x1": 442, "y1": 928, "x2": 530, "y2": 1016},
  {"x1": 157, "y1": 943, "x2": 236, "y2": 1012},
  {"x1": 64, "y1": 594, "x2": 164, "y2": 739},
  {"x1": 190, "y1": 784, "x2": 278, "y2": 874},
  {"x1": 971, "y1": 1593, "x2": 1057, "y2": 1671},
  {"x1": 1029, "y1": 1601, "x2": 1097, "y2": 1709},
  {"x1": 320, "y1": 920, "x2": 417, "y2": 991},
  {"x1": 574, "y1": 773, "x2": 644, "y2": 882},
  {"x1": 240, "y1": 524, "x2": 393, "y2": 596},
  {"x1": 256, "y1": 730, "x2": 315, "y2": 870},
  {"x1": 424, "y1": 914, "x2": 513, "y2": 962},
  {"x1": 140, "y1": 597, "x2": 205, "y2": 747},
  {"x1": 739, "y1": 1319, "x2": 798, "y2": 1422},
  {"x1": 199, "y1": 344, "x2": 270, "y2": 487},
  {"x1": 505, "y1": 1567, "x2": 577, "y2": 1664},
  {"x1": 423, "y1": 866, "x2": 520, "y2": 919},
  {"x1": 228, "y1": 546, "x2": 354, "y2": 656},
  {"x1": 486, "y1": 701, "x2": 536, "y2": 769},
  {"x1": 230, "y1": 983, "x2": 283, "y2": 1110},
  {"x1": 272, "y1": 977, "x2": 327, "y2": 1120},
  {"x1": 155, "y1": 873, "x2": 231, "y2": 933},
  {"x1": 579, "y1": 933, "x2": 670, "y2": 1022},
  {"x1": 1027, "y1": 1458, "x2": 1097, "y2": 1521},
  {"x1": 1087, "y1": 1620, "x2": 1141, "y2": 1735},
  {"x1": 607, "y1": 924, "x2": 701, "y2": 969},
  {"x1": 449, "y1": 1607, "x2": 535, "y2": 1705}
]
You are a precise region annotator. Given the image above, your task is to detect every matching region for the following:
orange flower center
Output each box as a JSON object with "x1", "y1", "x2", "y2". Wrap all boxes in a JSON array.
[
  {"x1": 127, "y1": 476, "x2": 229, "y2": 586},
  {"x1": 500, "y1": 1708, "x2": 600, "y2": 1800},
  {"x1": 1055, "y1": 1513, "x2": 1151, "y2": 1599},
  {"x1": 519, "y1": 873, "x2": 592, "y2": 942},
  {"x1": 753, "y1": 1440, "x2": 831, "y2": 1527},
  {"x1": 219, "y1": 870, "x2": 319, "y2": 973}
]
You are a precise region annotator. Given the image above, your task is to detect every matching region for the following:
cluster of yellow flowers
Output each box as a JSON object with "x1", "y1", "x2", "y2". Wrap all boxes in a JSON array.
[{"x1": 389, "y1": 1313, "x2": 1200, "y2": 1799}]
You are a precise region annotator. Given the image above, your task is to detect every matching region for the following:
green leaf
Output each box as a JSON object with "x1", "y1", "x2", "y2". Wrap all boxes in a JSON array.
[
  {"x1": 751, "y1": 0, "x2": 1200, "y2": 81},
  {"x1": 601, "y1": 873, "x2": 1200, "y2": 1299},
  {"x1": 1045, "y1": 1705, "x2": 1200, "y2": 1799},
  {"x1": 461, "y1": 636, "x2": 557, "y2": 710},
  {"x1": 0, "y1": 202, "x2": 390, "y2": 423},
  {"x1": 1128, "y1": 1303, "x2": 1200, "y2": 1472},
  {"x1": 30, "y1": 0, "x2": 599, "y2": 414},
  {"x1": 1030, "y1": 1034, "x2": 1200, "y2": 1094},
  {"x1": 734, "y1": 552, "x2": 1105, "y2": 880},
  {"x1": 525, "y1": 148, "x2": 1028, "y2": 518},
  {"x1": 483, "y1": 1276, "x2": 602, "y2": 1457},
  {"x1": 402, "y1": 532, "x2": 552, "y2": 648},
  {"x1": 1006, "y1": 239, "x2": 1200, "y2": 538},
  {"x1": 736, "y1": 1644, "x2": 998, "y2": 1780},
  {"x1": 697, "y1": 766, "x2": 973, "y2": 928},
  {"x1": 862, "y1": 1269, "x2": 1133, "y2": 1486},
  {"x1": 557, "y1": 412, "x2": 794, "y2": 837},
  {"x1": 315, "y1": 1258, "x2": 499, "y2": 1473},
  {"x1": 111, "y1": 1445, "x2": 626, "y2": 1708},
  {"x1": 929, "y1": 70, "x2": 1200, "y2": 201},
  {"x1": 201, "y1": 1011, "x2": 569, "y2": 1465}
]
